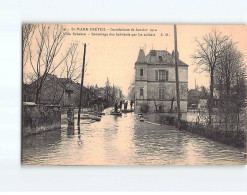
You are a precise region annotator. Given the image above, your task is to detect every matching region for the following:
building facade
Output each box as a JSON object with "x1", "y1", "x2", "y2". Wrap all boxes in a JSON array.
[{"x1": 134, "y1": 49, "x2": 188, "y2": 113}]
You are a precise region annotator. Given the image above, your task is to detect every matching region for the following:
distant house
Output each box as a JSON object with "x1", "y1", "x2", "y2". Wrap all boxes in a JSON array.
[
  {"x1": 23, "y1": 74, "x2": 88, "y2": 106},
  {"x1": 188, "y1": 89, "x2": 201, "y2": 108},
  {"x1": 188, "y1": 88, "x2": 209, "y2": 110},
  {"x1": 134, "y1": 49, "x2": 188, "y2": 113}
]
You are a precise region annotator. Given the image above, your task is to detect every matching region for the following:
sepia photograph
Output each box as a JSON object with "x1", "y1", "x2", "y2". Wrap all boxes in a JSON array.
[{"x1": 21, "y1": 24, "x2": 247, "y2": 165}]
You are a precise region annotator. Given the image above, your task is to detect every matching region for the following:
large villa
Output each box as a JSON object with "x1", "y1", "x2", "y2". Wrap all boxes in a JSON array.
[{"x1": 134, "y1": 48, "x2": 188, "y2": 113}]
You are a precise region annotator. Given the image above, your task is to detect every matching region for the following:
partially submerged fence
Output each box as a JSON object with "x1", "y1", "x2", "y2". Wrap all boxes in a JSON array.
[
  {"x1": 154, "y1": 112, "x2": 246, "y2": 148},
  {"x1": 22, "y1": 103, "x2": 61, "y2": 137}
]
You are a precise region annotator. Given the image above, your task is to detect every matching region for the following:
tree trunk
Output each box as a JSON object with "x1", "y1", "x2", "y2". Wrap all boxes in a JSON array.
[
  {"x1": 153, "y1": 98, "x2": 157, "y2": 112},
  {"x1": 208, "y1": 68, "x2": 214, "y2": 125},
  {"x1": 35, "y1": 82, "x2": 40, "y2": 104},
  {"x1": 236, "y1": 112, "x2": 240, "y2": 131},
  {"x1": 170, "y1": 97, "x2": 175, "y2": 113}
]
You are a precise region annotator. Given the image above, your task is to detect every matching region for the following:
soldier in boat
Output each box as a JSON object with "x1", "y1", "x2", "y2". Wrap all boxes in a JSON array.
[
  {"x1": 130, "y1": 100, "x2": 134, "y2": 109},
  {"x1": 114, "y1": 99, "x2": 118, "y2": 113},
  {"x1": 124, "y1": 100, "x2": 128, "y2": 110},
  {"x1": 119, "y1": 99, "x2": 123, "y2": 110}
]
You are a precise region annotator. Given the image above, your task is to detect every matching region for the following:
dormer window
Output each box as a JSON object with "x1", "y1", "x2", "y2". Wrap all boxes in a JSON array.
[
  {"x1": 140, "y1": 68, "x2": 144, "y2": 76},
  {"x1": 150, "y1": 50, "x2": 156, "y2": 56},
  {"x1": 158, "y1": 56, "x2": 162, "y2": 62}
]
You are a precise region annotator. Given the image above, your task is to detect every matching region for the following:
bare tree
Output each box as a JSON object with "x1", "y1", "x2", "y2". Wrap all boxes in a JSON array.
[
  {"x1": 150, "y1": 89, "x2": 158, "y2": 112},
  {"x1": 233, "y1": 71, "x2": 246, "y2": 131},
  {"x1": 216, "y1": 41, "x2": 242, "y2": 97},
  {"x1": 64, "y1": 42, "x2": 81, "y2": 81},
  {"x1": 22, "y1": 24, "x2": 36, "y2": 67},
  {"x1": 27, "y1": 24, "x2": 73, "y2": 103},
  {"x1": 192, "y1": 30, "x2": 230, "y2": 124},
  {"x1": 55, "y1": 42, "x2": 82, "y2": 104},
  {"x1": 168, "y1": 90, "x2": 176, "y2": 113},
  {"x1": 215, "y1": 41, "x2": 246, "y2": 130}
]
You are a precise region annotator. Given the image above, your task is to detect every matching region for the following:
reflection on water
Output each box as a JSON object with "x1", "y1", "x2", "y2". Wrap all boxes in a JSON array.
[
  {"x1": 22, "y1": 108, "x2": 246, "y2": 165},
  {"x1": 67, "y1": 124, "x2": 75, "y2": 135}
]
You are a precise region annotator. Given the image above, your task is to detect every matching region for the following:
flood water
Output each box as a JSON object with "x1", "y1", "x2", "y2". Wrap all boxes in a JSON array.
[{"x1": 22, "y1": 108, "x2": 246, "y2": 165}]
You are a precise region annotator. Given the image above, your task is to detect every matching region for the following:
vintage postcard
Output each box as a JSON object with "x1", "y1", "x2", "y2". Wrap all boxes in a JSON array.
[{"x1": 22, "y1": 24, "x2": 246, "y2": 165}]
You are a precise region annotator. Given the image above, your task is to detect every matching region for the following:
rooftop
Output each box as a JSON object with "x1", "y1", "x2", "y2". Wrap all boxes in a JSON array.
[{"x1": 136, "y1": 49, "x2": 188, "y2": 66}]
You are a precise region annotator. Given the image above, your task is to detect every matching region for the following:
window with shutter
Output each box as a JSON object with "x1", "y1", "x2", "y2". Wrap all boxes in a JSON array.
[
  {"x1": 159, "y1": 70, "x2": 166, "y2": 81},
  {"x1": 156, "y1": 70, "x2": 169, "y2": 82}
]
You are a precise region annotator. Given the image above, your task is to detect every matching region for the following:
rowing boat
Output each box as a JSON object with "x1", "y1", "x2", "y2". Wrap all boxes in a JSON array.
[{"x1": 110, "y1": 111, "x2": 122, "y2": 116}]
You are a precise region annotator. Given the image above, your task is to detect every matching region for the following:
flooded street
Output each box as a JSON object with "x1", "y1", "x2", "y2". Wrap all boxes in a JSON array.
[{"x1": 22, "y1": 108, "x2": 246, "y2": 165}]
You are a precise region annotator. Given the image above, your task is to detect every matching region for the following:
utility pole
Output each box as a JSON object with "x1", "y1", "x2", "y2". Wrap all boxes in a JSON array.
[
  {"x1": 77, "y1": 43, "x2": 87, "y2": 126},
  {"x1": 174, "y1": 24, "x2": 181, "y2": 128}
]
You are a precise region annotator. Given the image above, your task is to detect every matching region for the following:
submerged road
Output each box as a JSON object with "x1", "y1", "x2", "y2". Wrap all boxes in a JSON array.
[{"x1": 22, "y1": 108, "x2": 246, "y2": 165}]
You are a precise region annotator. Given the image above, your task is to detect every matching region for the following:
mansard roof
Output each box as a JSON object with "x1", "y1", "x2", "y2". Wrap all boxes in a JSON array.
[{"x1": 136, "y1": 49, "x2": 188, "y2": 66}]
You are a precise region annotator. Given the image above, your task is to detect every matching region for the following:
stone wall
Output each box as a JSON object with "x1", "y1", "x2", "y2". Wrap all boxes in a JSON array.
[{"x1": 22, "y1": 103, "x2": 61, "y2": 137}]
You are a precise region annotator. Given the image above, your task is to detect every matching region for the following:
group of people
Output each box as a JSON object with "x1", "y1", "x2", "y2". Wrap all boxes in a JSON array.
[
  {"x1": 92, "y1": 102, "x2": 104, "y2": 113},
  {"x1": 114, "y1": 99, "x2": 134, "y2": 113}
]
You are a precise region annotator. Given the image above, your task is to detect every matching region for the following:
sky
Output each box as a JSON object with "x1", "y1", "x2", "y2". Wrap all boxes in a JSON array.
[{"x1": 24, "y1": 24, "x2": 247, "y2": 96}]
